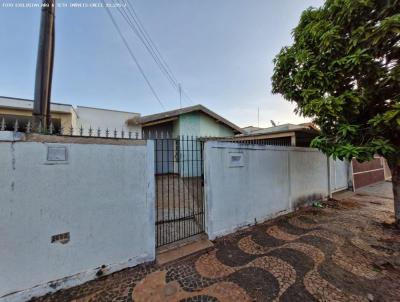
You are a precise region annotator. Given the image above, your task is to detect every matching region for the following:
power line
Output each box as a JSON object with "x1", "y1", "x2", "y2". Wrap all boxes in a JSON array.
[
  {"x1": 125, "y1": 0, "x2": 179, "y2": 85},
  {"x1": 116, "y1": 0, "x2": 195, "y2": 105},
  {"x1": 113, "y1": 1, "x2": 177, "y2": 90},
  {"x1": 181, "y1": 88, "x2": 195, "y2": 104},
  {"x1": 115, "y1": 1, "x2": 178, "y2": 90},
  {"x1": 101, "y1": 0, "x2": 165, "y2": 110}
]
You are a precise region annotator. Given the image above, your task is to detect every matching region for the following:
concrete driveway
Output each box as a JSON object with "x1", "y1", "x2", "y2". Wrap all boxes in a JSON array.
[
  {"x1": 31, "y1": 181, "x2": 400, "y2": 302},
  {"x1": 356, "y1": 181, "x2": 393, "y2": 199}
]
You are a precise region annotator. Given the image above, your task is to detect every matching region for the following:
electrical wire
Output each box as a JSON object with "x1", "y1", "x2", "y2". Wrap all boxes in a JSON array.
[
  {"x1": 101, "y1": 0, "x2": 165, "y2": 110},
  {"x1": 113, "y1": 1, "x2": 177, "y2": 89},
  {"x1": 115, "y1": 0, "x2": 195, "y2": 105},
  {"x1": 114, "y1": 0, "x2": 178, "y2": 90},
  {"x1": 125, "y1": 0, "x2": 179, "y2": 86}
]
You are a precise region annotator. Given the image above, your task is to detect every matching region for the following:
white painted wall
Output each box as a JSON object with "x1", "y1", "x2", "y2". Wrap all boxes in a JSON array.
[
  {"x1": 0, "y1": 136, "x2": 155, "y2": 301},
  {"x1": 329, "y1": 158, "x2": 350, "y2": 192},
  {"x1": 0, "y1": 96, "x2": 73, "y2": 113},
  {"x1": 204, "y1": 142, "x2": 335, "y2": 239},
  {"x1": 75, "y1": 106, "x2": 141, "y2": 138},
  {"x1": 0, "y1": 98, "x2": 141, "y2": 138},
  {"x1": 289, "y1": 150, "x2": 329, "y2": 206}
]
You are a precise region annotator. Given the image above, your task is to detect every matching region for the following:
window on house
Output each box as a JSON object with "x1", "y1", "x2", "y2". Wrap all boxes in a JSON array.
[{"x1": 0, "y1": 114, "x2": 61, "y2": 132}]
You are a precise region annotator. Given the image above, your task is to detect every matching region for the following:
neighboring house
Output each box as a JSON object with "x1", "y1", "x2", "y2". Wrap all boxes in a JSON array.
[
  {"x1": 0, "y1": 96, "x2": 141, "y2": 137},
  {"x1": 234, "y1": 123, "x2": 319, "y2": 147},
  {"x1": 239, "y1": 122, "x2": 391, "y2": 191},
  {"x1": 127, "y1": 105, "x2": 243, "y2": 175},
  {"x1": 74, "y1": 106, "x2": 141, "y2": 137},
  {"x1": 0, "y1": 96, "x2": 77, "y2": 132},
  {"x1": 127, "y1": 104, "x2": 243, "y2": 139},
  {"x1": 242, "y1": 126, "x2": 262, "y2": 134}
]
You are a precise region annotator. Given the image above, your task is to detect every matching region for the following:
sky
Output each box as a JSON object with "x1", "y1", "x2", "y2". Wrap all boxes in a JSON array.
[{"x1": 0, "y1": 0, "x2": 324, "y2": 128}]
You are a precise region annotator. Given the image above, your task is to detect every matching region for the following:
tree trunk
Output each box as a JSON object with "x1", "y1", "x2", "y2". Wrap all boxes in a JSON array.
[{"x1": 388, "y1": 161, "x2": 400, "y2": 227}]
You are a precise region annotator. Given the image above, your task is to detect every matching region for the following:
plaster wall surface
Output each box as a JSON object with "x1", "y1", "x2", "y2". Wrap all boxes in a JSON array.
[
  {"x1": 178, "y1": 112, "x2": 200, "y2": 136},
  {"x1": 177, "y1": 112, "x2": 234, "y2": 177},
  {"x1": 204, "y1": 142, "x2": 335, "y2": 239},
  {"x1": 0, "y1": 138, "x2": 155, "y2": 300},
  {"x1": 199, "y1": 113, "x2": 234, "y2": 137},
  {"x1": 0, "y1": 97, "x2": 72, "y2": 113},
  {"x1": 289, "y1": 150, "x2": 329, "y2": 205},
  {"x1": 75, "y1": 106, "x2": 141, "y2": 137},
  {"x1": 178, "y1": 112, "x2": 234, "y2": 137}
]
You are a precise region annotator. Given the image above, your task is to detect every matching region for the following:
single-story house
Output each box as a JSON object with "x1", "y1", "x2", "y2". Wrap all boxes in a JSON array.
[
  {"x1": 0, "y1": 96, "x2": 75, "y2": 132},
  {"x1": 241, "y1": 126, "x2": 263, "y2": 134},
  {"x1": 127, "y1": 105, "x2": 243, "y2": 175},
  {"x1": 127, "y1": 104, "x2": 243, "y2": 139},
  {"x1": 0, "y1": 96, "x2": 141, "y2": 137},
  {"x1": 239, "y1": 123, "x2": 392, "y2": 190},
  {"x1": 232, "y1": 123, "x2": 319, "y2": 147}
]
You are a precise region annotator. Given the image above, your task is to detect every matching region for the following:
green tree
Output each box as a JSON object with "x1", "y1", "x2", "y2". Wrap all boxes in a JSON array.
[{"x1": 272, "y1": 0, "x2": 400, "y2": 225}]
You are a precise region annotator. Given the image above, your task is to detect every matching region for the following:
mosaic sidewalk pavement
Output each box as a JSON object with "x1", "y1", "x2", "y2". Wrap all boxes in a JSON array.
[{"x1": 31, "y1": 192, "x2": 400, "y2": 302}]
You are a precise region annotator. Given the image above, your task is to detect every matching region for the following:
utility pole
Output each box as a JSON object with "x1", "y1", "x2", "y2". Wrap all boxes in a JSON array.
[
  {"x1": 257, "y1": 107, "x2": 260, "y2": 128},
  {"x1": 33, "y1": 0, "x2": 56, "y2": 131},
  {"x1": 178, "y1": 83, "x2": 182, "y2": 108}
]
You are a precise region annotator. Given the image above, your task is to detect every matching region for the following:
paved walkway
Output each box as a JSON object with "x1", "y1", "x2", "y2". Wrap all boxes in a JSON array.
[
  {"x1": 31, "y1": 182, "x2": 400, "y2": 302},
  {"x1": 356, "y1": 181, "x2": 393, "y2": 199}
]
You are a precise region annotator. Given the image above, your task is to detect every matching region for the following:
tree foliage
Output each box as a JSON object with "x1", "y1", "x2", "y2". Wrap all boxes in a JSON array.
[{"x1": 272, "y1": 0, "x2": 400, "y2": 164}]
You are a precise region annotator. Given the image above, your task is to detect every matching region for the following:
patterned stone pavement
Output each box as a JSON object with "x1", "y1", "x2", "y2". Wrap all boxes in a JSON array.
[{"x1": 31, "y1": 190, "x2": 400, "y2": 302}]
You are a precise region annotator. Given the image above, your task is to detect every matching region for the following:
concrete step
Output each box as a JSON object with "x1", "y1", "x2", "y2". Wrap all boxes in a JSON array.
[{"x1": 156, "y1": 235, "x2": 213, "y2": 266}]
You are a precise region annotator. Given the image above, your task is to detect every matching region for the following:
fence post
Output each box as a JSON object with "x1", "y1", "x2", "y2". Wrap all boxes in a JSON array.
[
  {"x1": 203, "y1": 139, "x2": 210, "y2": 237},
  {"x1": 288, "y1": 149, "x2": 292, "y2": 209},
  {"x1": 350, "y1": 158, "x2": 355, "y2": 192},
  {"x1": 327, "y1": 155, "x2": 332, "y2": 199},
  {"x1": 145, "y1": 139, "x2": 156, "y2": 258}
]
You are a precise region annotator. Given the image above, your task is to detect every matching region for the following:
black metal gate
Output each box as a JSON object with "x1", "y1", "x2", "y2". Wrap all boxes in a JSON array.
[{"x1": 154, "y1": 136, "x2": 205, "y2": 247}]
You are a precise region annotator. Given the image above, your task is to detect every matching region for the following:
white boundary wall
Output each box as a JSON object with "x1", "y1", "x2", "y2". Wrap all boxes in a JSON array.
[
  {"x1": 0, "y1": 134, "x2": 155, "y2": 301},
  {"x1": 204, "y1": 141, "x2": 332, "y2": 239},
  {"x1": 75, "y1": 106, "x2": 141, "y2": 138}
]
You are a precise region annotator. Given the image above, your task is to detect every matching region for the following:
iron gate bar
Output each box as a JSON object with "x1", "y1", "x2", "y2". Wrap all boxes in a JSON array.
[
  {"x1": 154, "y1": 136, "x2": 206, "y2": 247},
  {"x1": 151, "y1": 134, "x2": 294, "y2": 247},
  {"x1": 189, "y1": 138, "x2": 192, "y2": 242},
  {"x1": 170, "y1": 138, "x2": 175, "y2": 243},
  {"x1": 184, "y1": 136, "x2": 188, "y2": 240},
  {"x1": 182, "y1": 137, "x2": 185, "y2": 243},
  {"x1": 177, "y1": 138, "x2": 180, "y2": 244},
  {"x1": 191, "y1": 137, "x2": 195, "y2": 237}
]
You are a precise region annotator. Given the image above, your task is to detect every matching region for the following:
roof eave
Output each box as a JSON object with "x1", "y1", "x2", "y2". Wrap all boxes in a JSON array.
[{"x1": 126, "y1": 105, "x2": 244, "y2": 134}]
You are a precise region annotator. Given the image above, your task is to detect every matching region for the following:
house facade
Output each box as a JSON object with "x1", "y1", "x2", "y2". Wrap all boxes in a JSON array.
[
  {"x1": 0, "y1": 96, "x2": 77, "y2": 132},
  {"x1": 233, "y1": 123, "x2": 319, "y2": 147},
  {"x1": 127, "y1": 105, "x2": 243, "y2": 176},
  {"x1": 74, "y1": 106, "x2": 141, "y2": 137},
  {"x1": 0, "y1": 96, "x2": 141, "y2": 137},
  {"x1": 127, "y1": 104, "x2": 242, "y2": 139}
]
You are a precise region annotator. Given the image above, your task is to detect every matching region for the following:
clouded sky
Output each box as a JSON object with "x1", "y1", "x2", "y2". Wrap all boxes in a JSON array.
[{"x1": 0, "y1": 0, "x2": 323, "y2": 128}]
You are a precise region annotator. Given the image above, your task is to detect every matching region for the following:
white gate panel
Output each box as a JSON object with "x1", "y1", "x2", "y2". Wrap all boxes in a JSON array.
[{"x1": 330, "y1": 159, "x2": 349, "y2": 192}]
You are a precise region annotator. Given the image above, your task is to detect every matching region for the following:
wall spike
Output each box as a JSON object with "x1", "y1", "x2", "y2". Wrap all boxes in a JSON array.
[
  {"x1": 26, "y1": 121, "x2": 32, "y2": 134},
  {"x1": 1, "y1": 117, "x2": 6, "y2": 131},
  {"x1": 14, "y1": 119, "x2": 19, "y2": 132}
]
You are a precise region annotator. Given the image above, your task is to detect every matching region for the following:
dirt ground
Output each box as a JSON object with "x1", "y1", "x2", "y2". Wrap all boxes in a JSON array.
[{"x1": 30, "y1": 181, "x2": 400, "y2": 302}]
